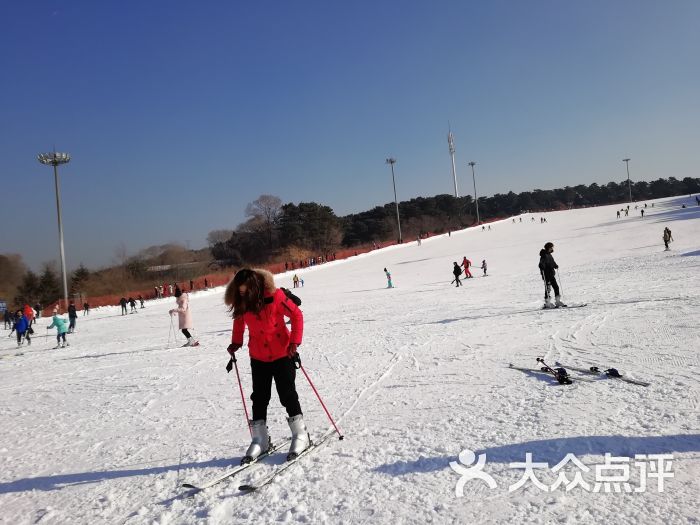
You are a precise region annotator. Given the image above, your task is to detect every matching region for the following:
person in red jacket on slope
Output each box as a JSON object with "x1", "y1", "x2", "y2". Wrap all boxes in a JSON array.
[
  {"x1": 224, "y1": 268, "x2": 308, "y2": 463},
  {"x1": 461, "y1": 257, "x2": 473, "y2": 278}
]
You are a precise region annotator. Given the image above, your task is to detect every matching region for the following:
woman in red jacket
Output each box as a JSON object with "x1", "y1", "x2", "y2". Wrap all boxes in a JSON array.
[{"x1": 224, "y1": 268, "x2": 308, "y2": 463}]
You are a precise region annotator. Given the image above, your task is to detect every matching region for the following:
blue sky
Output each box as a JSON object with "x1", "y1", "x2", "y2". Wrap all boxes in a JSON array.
[{"x1": 1, "y1": 1, "x2": 698, "y2": 270}]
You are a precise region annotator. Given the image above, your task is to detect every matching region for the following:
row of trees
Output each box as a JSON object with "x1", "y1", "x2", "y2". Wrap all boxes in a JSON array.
[
  {"x1": 3, "y1": 176, "x2": 697, "y2": 307},
  {"x1": 210, "y1": 177, "x2": 700, "y2": 264}
]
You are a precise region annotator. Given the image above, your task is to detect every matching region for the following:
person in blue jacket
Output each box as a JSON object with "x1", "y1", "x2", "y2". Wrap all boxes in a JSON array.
[
  {"x1": 10, "y1": 310, "x2": 31, "y2": 347},
  {"x1": 47, "y1": 309, "x2": 70, "y2": 348}
]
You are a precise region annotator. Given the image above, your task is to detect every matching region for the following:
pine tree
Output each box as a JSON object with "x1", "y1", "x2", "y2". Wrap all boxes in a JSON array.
[
  {"x1": 38, "y1": 265, "x2": 61, "y2": 306},
  {"x1": 14, "y1": 270, "x2": 40, "y2": 307},
  {"x1": 70, "y1": 264, "x2": 90, "y2": 295}
]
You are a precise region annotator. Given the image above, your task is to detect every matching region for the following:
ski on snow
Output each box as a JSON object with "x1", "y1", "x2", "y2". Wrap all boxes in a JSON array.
[
  {"x1": 554, "y1": 361, "x2": 650, "y2": 387},
  {"x1": 181, "y1": 438, "x2": 291, "y2": 491},
  {"x1": 507, "y1": 364, "x2": 594, "y2": 384},
  {"x1": 541, "y1": 303, "x2": 587, "y2": 310},
  {"x1": 239, "y1": 431, "x2": 337, "y2": 493}
]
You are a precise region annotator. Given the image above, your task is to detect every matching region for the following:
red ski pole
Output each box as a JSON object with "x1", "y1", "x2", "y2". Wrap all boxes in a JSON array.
[
  {"x1": 294, "y1": 355, "x2": 344, "y2": 440},
  {"x1": 227, "y1": 354, "x2": 252, "y2": 437}
]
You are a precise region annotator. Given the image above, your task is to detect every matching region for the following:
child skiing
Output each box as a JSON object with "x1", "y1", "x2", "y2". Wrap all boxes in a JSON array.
[
  {"x1": 481, "y1": 259, "x2": 487, "y2": 276},
  {"x1": 384, "y1": 268, "x2": 393, "y2": 288},
  {"x1": 11, "y1": 310, "x2": 31, "y2": 347},
  {"x1": 169, "y1": 288, "x2": 198, "y2": 347},
  {"x1": 224, "y1": 268, "x2": 308, "y2": 463},
  {"x1": 47, "y1": 309, "x2": 69, "y2": 348},
  {"x1": 461, "y1": 256, "x2": 472, "y2": 278},
  {"x1": 452, "y1": 262, "x2": 463, "y2": 287},
  {"x1": 539, "y1": 242, "x2": 566, "y2": 308}
]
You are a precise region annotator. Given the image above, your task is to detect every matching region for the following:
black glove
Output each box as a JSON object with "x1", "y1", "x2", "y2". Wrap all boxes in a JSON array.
[{"x1": 227, "y1": 343, "x2": 242, "y2": 357}]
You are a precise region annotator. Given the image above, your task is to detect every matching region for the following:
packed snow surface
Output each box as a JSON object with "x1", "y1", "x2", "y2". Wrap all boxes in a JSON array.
[{"x1": 1, "y1": 196, "x2": 699, "y2": 525}]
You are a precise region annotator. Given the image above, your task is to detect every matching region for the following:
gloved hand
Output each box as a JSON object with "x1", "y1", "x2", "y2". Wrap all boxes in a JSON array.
[
  {"x1": 227, "y1": 343, "x2": 242, "y2": 357},
  {"x1": 287, "y1": 343, "x2": 298, "y2": 358},
  {"x1": 168, "y1": 309, "x2": 174, "y2": 315}
]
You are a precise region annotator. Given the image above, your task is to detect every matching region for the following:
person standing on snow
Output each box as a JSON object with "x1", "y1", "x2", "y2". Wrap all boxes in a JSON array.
[
  {"x1": 384, "y1": 268, "x2": 393, "y2": 288},
  {"x1": 461, "y1": 256, "x2": 473, "y2": 278},
  {"x1": 23, "y1": 304, "x2": 35, "y2": 327},
  {"x1": 128, "y1": 297, "x2": 138, "y2": 313},
  {"x1": 481, "y1": 259, "x2": 488, "y2": 276},
  {"x1": 10, "y1": 310, "x2": 31, "y2": 347},
  {"x1": 119, "y1": 297, "x2": 128, "y2": 315},
  {"x1": 452, "y1": 262, "x2": 463, "y2": 287},
  {"x1": 47, "y1": 309, "x2": 69, "y2": 348},
  {"x1": 663, "y1": 227, "x2": 673, "y2": 251},
  {"x1": 538, "y1": 242, "x2": 566, "y2": 308},
  {"x1": 67, "y1": 301, "x2": 78, "y2": 333},
  {"x1": 83, "y1": 302, "x2": 90, "y2": 315},
  {"x1": 224, "y1": 268, "x2": 308, "y2": 463},
  {"x1": 169, "y1": 287, "x2": 197, "y2": 347}
]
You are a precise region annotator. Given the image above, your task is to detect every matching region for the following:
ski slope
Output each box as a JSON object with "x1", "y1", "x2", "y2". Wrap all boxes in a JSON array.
[{"x1": 1, "y1": 195, "x2": 699, "y2": 525}]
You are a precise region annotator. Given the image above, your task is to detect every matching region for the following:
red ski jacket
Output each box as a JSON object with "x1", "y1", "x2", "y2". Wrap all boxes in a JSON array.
[{"x1": 231, "y1": 288, "x2": 303, "y2": 362}]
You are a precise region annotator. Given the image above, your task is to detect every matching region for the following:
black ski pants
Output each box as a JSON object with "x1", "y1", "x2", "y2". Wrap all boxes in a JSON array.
[
  {"x1": 544, "y1": 273, "x2": 560, "y2": 299},
  {"x1": 250, "y1": 357, "x2": 302, "y2": 421}
]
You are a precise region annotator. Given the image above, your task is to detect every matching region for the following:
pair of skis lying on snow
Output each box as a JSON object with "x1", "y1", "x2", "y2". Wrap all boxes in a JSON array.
[
  {"x1": 509, "y1": 357, "x2": 650, "y2": 386},
  {"x1": 181, "y1": 431, "x2": 337, "y2": 493}
]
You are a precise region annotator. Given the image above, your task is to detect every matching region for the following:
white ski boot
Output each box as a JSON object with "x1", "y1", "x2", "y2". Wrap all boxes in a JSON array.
[
  {"x1": 543, "y1": 297, "x2": 556, "y2": 309},
  {"x1": 555, "y1": 296, "x2": 567, "y2": 308},
  {"x1": 287, "y1": 414, "x2": 311, "y2": 461},
  {"x1": 241, "y1": 419, "x2": 271, "y2": 464}
]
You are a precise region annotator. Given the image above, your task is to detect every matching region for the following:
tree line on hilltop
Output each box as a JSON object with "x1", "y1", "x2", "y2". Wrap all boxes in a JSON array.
[{"x1": 1, "y1": 176, "x2": 698, "y2": 308}]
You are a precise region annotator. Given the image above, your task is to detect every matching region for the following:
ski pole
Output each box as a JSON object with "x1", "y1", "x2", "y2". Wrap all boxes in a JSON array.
[
  {"x1": 226, "y1": 354, "x2": 252, "y2": 437},
  {"x1": 557, "y1": 269, "x2": 564, "y2": 297},
  {"x1": 167, "y1": 315, "x2": 174, "y2": 347},
  {"x1": 293, "y1": 354, "x2": 344, "y2": 440}
]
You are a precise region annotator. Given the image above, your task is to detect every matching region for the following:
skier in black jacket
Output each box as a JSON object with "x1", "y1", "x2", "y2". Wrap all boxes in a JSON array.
[{"x1": 538, "y1": 242, "x2": 566, "y2": 308}]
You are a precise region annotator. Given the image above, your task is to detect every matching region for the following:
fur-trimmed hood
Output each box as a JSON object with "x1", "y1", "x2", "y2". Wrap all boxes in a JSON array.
[
  {"x1": 253, "y1": 268, "x2": 277, "y2": 294},
  {"x1": 224, "y1": 268, "x2": 277, "y2": 308}
]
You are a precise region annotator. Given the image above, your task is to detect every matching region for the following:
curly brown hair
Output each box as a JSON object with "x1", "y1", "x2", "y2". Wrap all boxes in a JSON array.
[{"x1": 224, "y1": 268, "x2": 265, "y2": 317}]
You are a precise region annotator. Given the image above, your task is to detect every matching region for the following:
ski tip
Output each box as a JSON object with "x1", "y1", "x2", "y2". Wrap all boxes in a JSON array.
[
  {"x1": 181, "y1": 483, "x2": 197, "y2": 489},
  {"x1": 238, "y1": 484, "x2": 257, "y2": 492}
]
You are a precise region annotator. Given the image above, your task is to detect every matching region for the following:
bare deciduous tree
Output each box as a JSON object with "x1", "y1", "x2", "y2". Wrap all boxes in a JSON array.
[
  {"x1": 245, "y1": 195, "x2": 282, "y2": 249},
  {"x1": 206, "y1": 229, "x2": 234, "y2": 246}
]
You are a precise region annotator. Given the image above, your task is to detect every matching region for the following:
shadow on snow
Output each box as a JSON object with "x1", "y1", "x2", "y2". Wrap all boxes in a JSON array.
[{"x1": 372, "y1": 434, "x2": 700, "y2": 476}]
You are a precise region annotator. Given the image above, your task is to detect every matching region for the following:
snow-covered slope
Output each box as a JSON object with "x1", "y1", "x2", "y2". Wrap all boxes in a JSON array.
[{"x1": 1, "y1": 195, "x2": 698, "y2": 525}]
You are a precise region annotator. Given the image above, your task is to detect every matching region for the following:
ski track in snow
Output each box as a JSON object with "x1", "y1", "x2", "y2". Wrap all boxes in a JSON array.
[{"x1": 1, "y1": 196, "x2": 699, "y2": 524}]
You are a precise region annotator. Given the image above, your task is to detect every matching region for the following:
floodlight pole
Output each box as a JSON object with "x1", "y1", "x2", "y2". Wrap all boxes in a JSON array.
[
  {"x1": 448, "y1": 130, "x2": 459, "y2": 197},
  {"x1": 38, "y1": 151, "x2": 71, "y2": 309},
  {"x1": 623, "y1": 158, "x2": 632, "y2": 203},
  {"x1": 385, "y1": 157, "x2": 402, "y2": 243},
  {"x1": 469, "y1": 161, "x2": 480, "y2": 224}
]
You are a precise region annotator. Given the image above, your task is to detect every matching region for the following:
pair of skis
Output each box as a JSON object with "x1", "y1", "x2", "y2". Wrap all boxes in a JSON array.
[
  {"x1": 554, "y1": 361, "x2": 650, "y2": 387},
  {"x1": 181, "y1": 431, "x2": 336, "y2": 494},
  {"x1": 509, "y1": 358, "x2": 649, "y2": 387},
  {"x1": 508, "y1": 358, "x2": 585, "y2": 385}
]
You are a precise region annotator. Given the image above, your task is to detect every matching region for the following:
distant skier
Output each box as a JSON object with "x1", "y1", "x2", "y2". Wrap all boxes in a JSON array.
[
  {"x1": 292, "y1": 274, "x2": 300, "y2": 288},
  {"x1": 616, "y1": 210, "x2": 620, "y2": 219},
  {"x1": 481, "y1": 259, "x2": 488, "y2": 276},
  {"x1": 169, "y1": 287, "x2": 197, "y2": 347},
  {"x1": 47, "y1": 309, "x2": 69, "y2": 348},
  {"x1": 23, "y1": 304, "x2": 35, "y2": 327},
  {"x1": 641, "y1": 209, "x2": 645, "y2": 217},
  {"x1": 119, "y1": 297, "x2": 127, "y2": 315},
  {"x1": 83, "y1": 302, "x2": 90, "y2": 316},
  {"x1": 461, "y1": 257, "x2": 473, "y2": 278},
  {"x1": 10, "y1": 310, "x2": 31, "y2": 348},
  {"x1": 384, "y1": 268, "x2": 393, "y2": 288},
  {"x1": 224, "y1": 268, "x2": 307, "y2": 463},
  {"x1": 128, "y1": 297, "x2": 138, "y2": 313},
  {"x1": 538, "y1": 242, "x2": 566, "y2": 308},
  {"x1": 67, "y1": 301, "x2": 78, "y2": 333},
  {"x1": 663, "y1": 227, "x2": 673, "y2": 251},
  {"x1": 452, "y1": 262, "x2": 463, "y2": 287},
  {"x1": 138, "y1": 295, "x2": 145, "y2": 308},
  {"x1": 3, "y1": 309, "x2": 12, "y2": 330}
]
